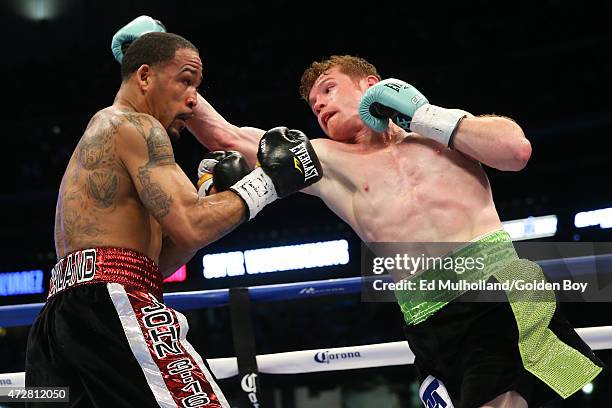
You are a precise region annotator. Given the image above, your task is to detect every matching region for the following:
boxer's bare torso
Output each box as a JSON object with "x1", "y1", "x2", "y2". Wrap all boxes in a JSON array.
[
  {"x1": 55, "y1": 46, "x2": 250, "y2": 277},
  {"x1": 306, "y1": 133, "x2": 503, "y2": 244},
  {"x1": 186, "y1": 63, "x2": 531, "y2": 407},
  {"x1": 54, "y1": 107, "x2": 164, "y2": 261}
]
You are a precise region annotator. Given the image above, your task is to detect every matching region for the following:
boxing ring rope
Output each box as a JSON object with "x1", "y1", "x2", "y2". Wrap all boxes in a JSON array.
[
  {"x1": 2, "y1": 253, "x2": 612, "y2": 386},
  {"x1": 2, "y1": 325, "x2": 611, "y2": 387}
]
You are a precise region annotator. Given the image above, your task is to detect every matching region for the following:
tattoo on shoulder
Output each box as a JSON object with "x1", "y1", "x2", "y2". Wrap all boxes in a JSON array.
[
  {"x1": 145, "y1": 126, "x2": 175, "y2": 166},
  {"x1": 123, "y1": 112, "x2": 175, "y2": 166},
  {"x1": 78, "y1": 115, "x2": 120, "y2": 170},
  {"x1": 122, "y1": 111, "x2": 150, "y2": 138}
]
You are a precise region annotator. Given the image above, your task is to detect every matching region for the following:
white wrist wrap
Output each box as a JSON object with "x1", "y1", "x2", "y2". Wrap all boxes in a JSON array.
[
  {"x1": 230, "y1": 167, "x2": 278, "y2": 220},
  {"x1": 410, "y1": 104, "x2": 473, "y2": 147},
  {"x1": 197, "y1": 180, "x2": 212, "y2": 197}
]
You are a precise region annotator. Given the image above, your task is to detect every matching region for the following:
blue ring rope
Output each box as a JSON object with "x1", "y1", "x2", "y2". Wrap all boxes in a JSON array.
[{"x1": 1, "y1": 254, "x2": 611, "y2": 328}]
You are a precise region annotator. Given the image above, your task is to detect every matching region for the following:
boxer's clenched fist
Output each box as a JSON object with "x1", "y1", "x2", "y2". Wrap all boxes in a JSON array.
[{"x1": 197, "y1": 151, "x2": 251, "y2": 196}]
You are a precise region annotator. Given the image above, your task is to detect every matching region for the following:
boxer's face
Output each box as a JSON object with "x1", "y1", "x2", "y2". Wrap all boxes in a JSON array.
[
  {"x1": 308, "y1": 67, "x2": 374, "y2": 143},
  {"x1": 149, "y1": 48, "x2": 202, "y2": 139}
]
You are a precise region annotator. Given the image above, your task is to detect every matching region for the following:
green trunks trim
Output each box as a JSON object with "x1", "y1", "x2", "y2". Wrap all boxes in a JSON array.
[
  {"x1": 396, "y1": 229, "x2": 517, "y2": 325},
  {"x1": 494, "y1": 259, "x2": 602, "y2": 398},
  {"x1": 395, "y1": 230, "x2": 602, "y2": 398}
]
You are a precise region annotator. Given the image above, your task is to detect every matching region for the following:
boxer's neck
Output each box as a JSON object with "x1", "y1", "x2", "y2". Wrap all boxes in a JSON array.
[{"x1": 113, "y1": 80, "x2": 155, "y2": 119}]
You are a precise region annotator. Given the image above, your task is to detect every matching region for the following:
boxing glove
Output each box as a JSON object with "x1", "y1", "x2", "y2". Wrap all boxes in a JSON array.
[
  {"x1": 359, "y1": 78, "x2": 429, "y2": 132},
  {"x1": 111, "y1": 15, "x2": 166, "y2": 63},
  {"x1": 229, "y1": 127, "x2": 323, "y2": 219},
  {"x1": 359, "y1": 78, "x2": 471, "y2": 147},
  {"x1": 197, "y1": 151, "x2": 251, "y2": 196}
]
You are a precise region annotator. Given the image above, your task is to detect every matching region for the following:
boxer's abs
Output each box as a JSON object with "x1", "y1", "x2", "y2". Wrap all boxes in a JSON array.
[
  {"x1": 321, "y1": 139, "x2": 503, "y2": 243},
  {"x1": 54, "y1": 109, "x2": 162, "y2": 261}
]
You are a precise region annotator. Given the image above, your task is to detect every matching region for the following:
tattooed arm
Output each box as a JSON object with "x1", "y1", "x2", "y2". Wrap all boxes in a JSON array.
[{"x1": 118, "y1": 112, "x2": 248, "y2": 253}]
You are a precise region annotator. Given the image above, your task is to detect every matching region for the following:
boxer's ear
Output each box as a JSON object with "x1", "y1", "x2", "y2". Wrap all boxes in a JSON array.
[
  {"x1": 136, "y1": 64, "x2": 153, "y2": 92},
  {"x1": 365, "y1": 75, "x2": 380, "y2": 87}
]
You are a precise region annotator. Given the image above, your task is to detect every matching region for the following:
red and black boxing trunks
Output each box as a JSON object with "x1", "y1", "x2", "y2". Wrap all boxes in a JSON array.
[{"x1": 25, "y1": 247, "x2": 229, "y2": 407}]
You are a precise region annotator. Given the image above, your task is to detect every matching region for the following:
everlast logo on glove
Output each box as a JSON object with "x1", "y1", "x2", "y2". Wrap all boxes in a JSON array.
[
  {"x1": 256, "y1": 126, "x2": 323, "y2": 198},
  {"x1": 290, "y1": 142, "x2": 320, "y2": 182},
  {"x1": 230, "y1": 126, "x2": 323, "y2": 219}
]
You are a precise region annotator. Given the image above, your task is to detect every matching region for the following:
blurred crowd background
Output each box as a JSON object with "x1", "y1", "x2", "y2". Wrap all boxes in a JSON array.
[{"x1": 1, "y1": 1, "x2": 610, "y2": 406}]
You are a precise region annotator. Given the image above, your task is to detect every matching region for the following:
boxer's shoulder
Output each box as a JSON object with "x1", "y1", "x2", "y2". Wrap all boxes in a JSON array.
[
  {"x1": 103, "y1": 108, "x2": 171, "y2": 155},
  {"x1": 308, "y1": 137, "x2": 329, "y2": 152},
  {"x1": 310, "y1": 137, "x2": 368, "y2": 158},
  {"x1": 115, "y1": 108, "x2": 163, "y2": 135},
  {"x1": 87, "y1": 106, "x2": 161, "y2": 137}
]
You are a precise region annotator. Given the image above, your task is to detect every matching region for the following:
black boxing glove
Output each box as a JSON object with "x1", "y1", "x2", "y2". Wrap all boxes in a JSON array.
[
  {"x1": 197, "y1": 151, "x2": 251, "y2": 196},
  {"x1": 229, "y1": 127, "x2": 323, "y2": 219},
  {"x1": 258, "y1": 127, "x2": 323, "y2": 197}
]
